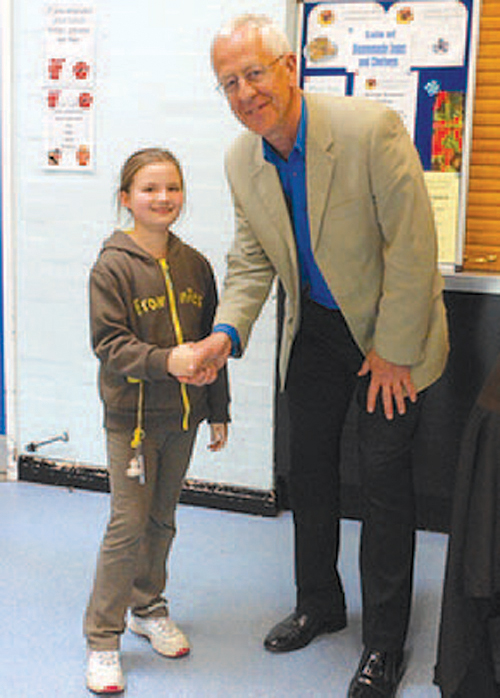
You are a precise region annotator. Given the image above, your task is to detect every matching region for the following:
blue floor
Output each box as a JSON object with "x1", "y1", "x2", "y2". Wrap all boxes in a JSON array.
[{"x1": 0, "y1": 482, "x2": 447, "y2": 696}]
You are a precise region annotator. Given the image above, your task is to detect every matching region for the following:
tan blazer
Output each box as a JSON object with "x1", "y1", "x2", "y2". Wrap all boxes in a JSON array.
[{"x1": 215, "y1": 93, "x2": 449, "y2": 391}]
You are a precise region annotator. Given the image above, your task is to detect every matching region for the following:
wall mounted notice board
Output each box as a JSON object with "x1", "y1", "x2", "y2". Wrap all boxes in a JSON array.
[{"x1": 297, "y1": 0, "x2": 480, "y2": 270}]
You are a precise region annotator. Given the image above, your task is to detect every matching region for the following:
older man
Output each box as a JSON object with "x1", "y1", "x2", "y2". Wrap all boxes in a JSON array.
[{"x1": 174, "y1": 14, "x2": 448, "y2": 698}]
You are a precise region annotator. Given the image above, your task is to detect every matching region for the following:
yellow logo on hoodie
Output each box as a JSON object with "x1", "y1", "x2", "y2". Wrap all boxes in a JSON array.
[
  {"x1": 179, "y1": 287, "x2": 203, "y2": 308},
  {"x1": 133, "y1": 295, "x2": 166, "y2": 316},
  {"x1": 133, "y1": 288, "x2": 203, "y2": 317}
]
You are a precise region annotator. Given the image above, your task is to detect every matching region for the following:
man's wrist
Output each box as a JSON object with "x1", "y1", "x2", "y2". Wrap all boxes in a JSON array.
[{"x1": 213, "y1": 324, "x2": 241, "y2": 358}]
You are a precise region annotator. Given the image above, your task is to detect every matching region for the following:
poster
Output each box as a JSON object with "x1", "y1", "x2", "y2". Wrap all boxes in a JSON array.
[
  {"x1": 353, "y1": 71, "x2": 418, "y2": 140},
  {"x1": 425, "y1": 172, "x2": 460, "y2": 264},
  {"x1": 299, "y1": 0, "x2": 476, "y2": 267},
  {"x1": 43, "y1": 5, "x2": 95, "y2": 171}
]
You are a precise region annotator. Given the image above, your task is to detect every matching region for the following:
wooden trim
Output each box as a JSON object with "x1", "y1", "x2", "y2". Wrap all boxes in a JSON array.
[
  {"x1": 471, "y1": 127, "x2": 500, "y2": 142},
  {"x1": 480, "y1": 4, "x2": 500, "y2": 18},
  {"x1": 466, "y1": 233, "x2": 500, "y2": 246},
  {"x1": 478, "y1": 30, "x2": 500, "y2": 42},
  {"x1": 467, "y1": 204, "x2": 500, "y2": 220},
  {"x1": 468, "y1": 191, "x2": 500, "y2": 205},
  {"x1": 470, "y1": 152, "x2": 500, "y2": 165},
  {"x1": 466, "y1": 218, "x2": 500, "y2": 232},
  {"x1": 469, "y1": 164, "x2": 500, "y2": 180},
  {"x1": 475, "y1": 84, "x2": 500, "y2": 99},
  {"x1": 465, "y1": 0, "x2": 500, "y2": 274},
  {"x1": 474, "y1": 71, "x2": 500, "y2": 85}
]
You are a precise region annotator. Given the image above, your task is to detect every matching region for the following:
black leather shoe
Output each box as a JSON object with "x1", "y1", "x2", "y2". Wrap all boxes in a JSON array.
[
  {"x1": 348, "y1": 648, "x2": 405, "y2": 698},
  {"x1": 263, "y1": 610, "x2": 346, "y2": 653}
]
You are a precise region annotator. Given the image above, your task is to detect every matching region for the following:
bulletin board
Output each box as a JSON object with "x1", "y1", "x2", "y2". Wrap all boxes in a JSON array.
[{"x1": 297, "y1": 0, "x2": 480, "y2": 269}]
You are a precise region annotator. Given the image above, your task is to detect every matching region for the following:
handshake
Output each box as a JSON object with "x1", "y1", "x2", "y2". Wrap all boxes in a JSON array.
[{"x1": 167, "y1": 332, "x2": 232, "y2": 386}]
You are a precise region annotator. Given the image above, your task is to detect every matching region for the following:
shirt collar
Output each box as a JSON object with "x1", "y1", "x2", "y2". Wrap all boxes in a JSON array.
[{"x1": 263, "y1": 97, "x2": 307, "y2": 164}]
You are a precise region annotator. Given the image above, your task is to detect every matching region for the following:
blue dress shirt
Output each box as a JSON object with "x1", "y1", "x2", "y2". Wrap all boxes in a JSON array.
[{"x1": 262, "y1": 99, "x2": 338, "y2": 310}]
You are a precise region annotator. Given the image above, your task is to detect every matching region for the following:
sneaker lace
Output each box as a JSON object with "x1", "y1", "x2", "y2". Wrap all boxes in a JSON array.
[
  {"x1": 155, "y1": 618, "x2": 176, "y2": 636},
  {"x1": 96, "y1": 652, "x2": 120, "y2": 668}
]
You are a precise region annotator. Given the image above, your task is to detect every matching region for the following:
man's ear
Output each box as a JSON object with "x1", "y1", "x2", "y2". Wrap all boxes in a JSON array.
[{"x1": 284, "y1": 52, "x2": 298, "y2": 83}]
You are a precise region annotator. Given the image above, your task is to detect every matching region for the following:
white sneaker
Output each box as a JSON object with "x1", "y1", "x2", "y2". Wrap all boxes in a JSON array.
[
  {"x1": 129, "y1": 615, "x2": 190, "y2": 658},
  {"x1": 86, "y1": 650, "x2": 125, "y2": 694}
]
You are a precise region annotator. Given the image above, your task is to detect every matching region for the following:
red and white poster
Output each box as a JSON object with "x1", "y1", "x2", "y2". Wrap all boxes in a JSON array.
[{"x1": 43, "y1": 5, "x2": 95, "y2": 171}]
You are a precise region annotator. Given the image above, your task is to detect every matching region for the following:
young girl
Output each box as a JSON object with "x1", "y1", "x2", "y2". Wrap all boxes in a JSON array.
[{"x1": 84, "y1": 148, "x2": 230, "y2": 694}]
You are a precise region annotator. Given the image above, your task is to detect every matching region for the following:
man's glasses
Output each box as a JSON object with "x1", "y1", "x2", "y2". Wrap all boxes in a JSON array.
[{"x1": 217, "y1": 55, "x2": 285, "y2": 96}]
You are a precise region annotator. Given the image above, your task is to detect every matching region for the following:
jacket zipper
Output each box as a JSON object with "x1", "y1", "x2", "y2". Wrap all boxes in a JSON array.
[{"x1": 159, "y1": 257, "x2": 191, "y2": 431}]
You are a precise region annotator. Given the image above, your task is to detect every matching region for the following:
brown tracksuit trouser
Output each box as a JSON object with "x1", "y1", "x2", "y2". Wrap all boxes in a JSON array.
[{"x1": 84, "y1": 423, "x2": 197, "y2": 650}]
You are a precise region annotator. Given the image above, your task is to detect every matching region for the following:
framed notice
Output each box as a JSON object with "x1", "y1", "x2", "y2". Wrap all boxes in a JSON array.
[
  {"x1": 298, "y1": 0, "x2": 480, "y2": 269},
  {"x1": 43, "y1": 4, "x2": 95, "y2": 171}
]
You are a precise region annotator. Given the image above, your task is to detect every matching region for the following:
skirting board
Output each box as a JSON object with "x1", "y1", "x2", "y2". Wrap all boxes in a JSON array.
[
  {"x1": 17, "y1": 454, "x2": 278, "y2": 517},
  {"x1": 16, "y1": 454, "x2": 450, "y2": 531}
]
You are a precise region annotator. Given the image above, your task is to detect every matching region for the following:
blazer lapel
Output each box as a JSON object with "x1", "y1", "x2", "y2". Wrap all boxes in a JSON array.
[
  {"x1": 250, "y1": 147, "x2": 299, "y2": 269},
  {"x1": 243, "y1": 101, "x2": 338, "y2": 287},
  {"x1": 305, "y1": 95, "x2": 337, "y2": 253}
]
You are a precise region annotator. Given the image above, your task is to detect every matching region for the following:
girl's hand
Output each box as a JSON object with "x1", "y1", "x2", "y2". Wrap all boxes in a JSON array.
[
  {"x1": 167, "y1": 343, "x2": 196, "y2": 377},
  {"x1": 208, "y1": 423, "x2": 228, "y2": 452},
  {"x1": 177, "y1": 333, "x2": 232, "y2": 386},
  {"x1": 168, "y1": 342, "x2": 220, "y2": 386}
]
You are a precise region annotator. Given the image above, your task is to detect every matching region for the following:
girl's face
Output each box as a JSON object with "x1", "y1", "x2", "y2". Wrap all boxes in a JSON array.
[{"x1": 121, "y1": 161, "x2": 184, "y2": 233}]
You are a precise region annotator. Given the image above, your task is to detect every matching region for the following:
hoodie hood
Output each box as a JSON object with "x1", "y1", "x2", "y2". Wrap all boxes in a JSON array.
[{"x1": 100, "y1": 229, "x2": 183, "y2": 260}]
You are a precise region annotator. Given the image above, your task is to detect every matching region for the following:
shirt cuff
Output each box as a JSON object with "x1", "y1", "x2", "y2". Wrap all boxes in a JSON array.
[{"x1": 213, "y1": 323, "x2": 241, "y2": 358}]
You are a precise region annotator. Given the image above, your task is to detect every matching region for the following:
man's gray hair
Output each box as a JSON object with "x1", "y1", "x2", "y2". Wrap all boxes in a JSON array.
[{"x1": 213, "y1": 14, "x2": 292, "y2": 57}]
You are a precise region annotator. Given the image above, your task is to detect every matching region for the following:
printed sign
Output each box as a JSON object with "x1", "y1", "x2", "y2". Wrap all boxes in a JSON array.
[{"x1": 43, "y1": 5, "x2": 95, "y2": 171}]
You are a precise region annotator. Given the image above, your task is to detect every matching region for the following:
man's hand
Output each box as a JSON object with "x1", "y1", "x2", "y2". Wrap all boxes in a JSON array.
[
  {"x1": 167, "y1": 342, "x2": 217, "y2": 386},
  {"x1": 358, "y1": 349, "x2": 417, "y2": 420},
  {"x1": 191, "y1": 332, "x2": 232, "y2": 376},
  {"x1": 167, "y1": 333, "x2": 232, "y2": 386}
]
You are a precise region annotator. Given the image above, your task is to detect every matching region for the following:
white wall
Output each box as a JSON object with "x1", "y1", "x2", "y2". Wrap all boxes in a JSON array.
[{"x1": 10, "y1": 0, "x2": 289, "y2": 489}]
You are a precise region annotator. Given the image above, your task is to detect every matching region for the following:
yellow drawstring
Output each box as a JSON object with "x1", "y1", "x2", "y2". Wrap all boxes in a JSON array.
[
  {"x1": 124, "y1": 255, "x2": 191, "y2": 476},
  {"x1": 126, "y1": 377, "x2": 146, "y2": 484},
  {"x1": 159, "y1": 258, "x2": 191, "y2": 431},
  {"x1": 127, "y1": 377, "x2": 145, "y2": 447}
]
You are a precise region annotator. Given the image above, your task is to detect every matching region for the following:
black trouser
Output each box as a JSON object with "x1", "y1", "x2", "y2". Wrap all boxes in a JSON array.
[{"x1": 286, "y1": 296, "x2": 422, "y2": 651}]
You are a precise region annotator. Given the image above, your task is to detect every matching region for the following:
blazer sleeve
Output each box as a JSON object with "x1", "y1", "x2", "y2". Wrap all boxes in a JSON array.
[
  {"x1": 369, "y1": 108, "x2": 440, "y2": 367},
  {"x1": 201, "y1": 261, "x2": 231, "y2": 423},
  {"x1": 214, "y1": 177, "x2": 277, "y2": 354}
]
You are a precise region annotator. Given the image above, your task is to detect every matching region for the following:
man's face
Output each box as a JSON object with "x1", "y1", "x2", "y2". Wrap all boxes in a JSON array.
[{"x1": 212, "y1": 28, "x2": 298, "y2": 143}]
